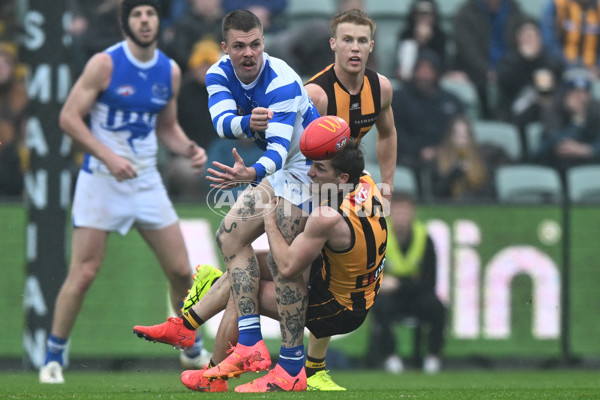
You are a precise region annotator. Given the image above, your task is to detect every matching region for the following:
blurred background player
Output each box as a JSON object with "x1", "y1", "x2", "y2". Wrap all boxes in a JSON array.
[{"x1": 39, "y1": 0, "x2": 213, "y2": 384}]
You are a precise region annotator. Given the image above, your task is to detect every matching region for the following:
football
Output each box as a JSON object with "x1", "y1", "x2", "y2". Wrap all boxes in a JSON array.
[{"x1": 300, "y1": 115, "x2": 350, "y2": 160}]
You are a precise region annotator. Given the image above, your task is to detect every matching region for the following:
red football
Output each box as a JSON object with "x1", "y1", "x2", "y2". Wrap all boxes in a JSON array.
[{"x1": 300, "y1": 116, "x2": 350, "y2": 160}]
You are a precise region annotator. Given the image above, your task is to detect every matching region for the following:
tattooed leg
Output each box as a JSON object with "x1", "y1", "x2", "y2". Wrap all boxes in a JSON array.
[
  {"x1": 215, "y1": 183, "x2": 272, "y2": 317},
  {"x1": 267, "y1": 198, "x2": 308, "y2": 347},
  {"x1": 188, "y1": 270, "x2": 231, "y2": 321}
]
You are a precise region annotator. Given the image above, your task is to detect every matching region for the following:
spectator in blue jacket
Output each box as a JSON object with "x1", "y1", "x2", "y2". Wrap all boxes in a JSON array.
[
  {"x1": 394, "y1": 50, "x2": 465, "y2": 170},
  {"x1": 535, "y1": 67, "x2": 600, "y2": 169}
]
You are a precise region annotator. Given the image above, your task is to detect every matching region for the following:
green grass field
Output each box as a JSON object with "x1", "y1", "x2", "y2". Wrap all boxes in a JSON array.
[{"x1": 1, "y1": 369, "x2": 599, "y2": 399}]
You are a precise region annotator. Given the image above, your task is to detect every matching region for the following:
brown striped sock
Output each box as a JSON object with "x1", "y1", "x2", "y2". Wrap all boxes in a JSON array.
[
  {"x1": 181, "y1": 308, "x2": 204, "y2": 330},
  {"x1": 305, "y1": 355, "x2": 326, "y2": 378}
]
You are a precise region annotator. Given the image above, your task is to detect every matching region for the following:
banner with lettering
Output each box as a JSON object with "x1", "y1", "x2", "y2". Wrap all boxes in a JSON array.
[{"x1": 21, "y1": 0, "x2": 72, "y2": 369}]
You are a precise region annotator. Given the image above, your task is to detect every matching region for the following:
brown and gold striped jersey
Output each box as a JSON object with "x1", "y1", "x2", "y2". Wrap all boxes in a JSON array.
[
  {"x1": 316, "y1": 173, "x2": 388, "y2": 311},
  {"x1": 305, "y1": 64, "x2": 381, "y2": 141}
]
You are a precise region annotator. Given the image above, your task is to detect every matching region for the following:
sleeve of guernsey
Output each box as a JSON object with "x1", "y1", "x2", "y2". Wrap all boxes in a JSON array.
[
  {"x1": 251, "y1": 81, "x2": 302, "y2": 181},
  {"x1": 206, "y1": 67, "x2": 252, "y2": 139}
]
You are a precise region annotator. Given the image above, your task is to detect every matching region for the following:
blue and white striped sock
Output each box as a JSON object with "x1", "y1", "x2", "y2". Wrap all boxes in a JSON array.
[
  {"x1": 237, "y1": 315, "x2": 262, "y2": 346},
  {"x1": 45, "y1": 334, "x2": 68, "y2": 366},
  {"x1": 278, "y1": 345, "x2": 305, "y2": 377}
]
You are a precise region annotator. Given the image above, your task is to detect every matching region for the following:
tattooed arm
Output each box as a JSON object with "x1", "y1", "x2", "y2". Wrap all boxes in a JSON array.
[{"x1": 264, "y1": 204, "x2": 344, "y2": 279}]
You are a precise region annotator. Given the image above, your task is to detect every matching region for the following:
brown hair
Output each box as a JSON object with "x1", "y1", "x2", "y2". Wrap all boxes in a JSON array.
[
  {"x1": 330, "y1": 139, "x2": 365, "y2": 186},
  {"x1": 330, "y1": 8, "x2": 376, "y2": 39},
  {"x1": 222, "y1": 9, "x2": 263, "y2": 43}
]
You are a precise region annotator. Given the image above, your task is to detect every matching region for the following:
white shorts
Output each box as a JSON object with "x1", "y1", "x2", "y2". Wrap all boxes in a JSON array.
[
  {"x1": 71, "y1": 169, "x2": 178, "y2": 235},
  {"x1": 267, "y1": 159, "x2": 312, "y2": 212}
]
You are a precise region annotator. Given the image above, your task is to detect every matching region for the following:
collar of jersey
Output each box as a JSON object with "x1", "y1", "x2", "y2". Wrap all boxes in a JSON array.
[{"x1": 122, "y1": 40, "x2": 159, "y2": 70}]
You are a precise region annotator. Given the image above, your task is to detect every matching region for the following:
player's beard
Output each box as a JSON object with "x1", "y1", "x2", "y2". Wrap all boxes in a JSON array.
[{"x1": 128, "y1": 29, "x2": 158, "y2": 49}]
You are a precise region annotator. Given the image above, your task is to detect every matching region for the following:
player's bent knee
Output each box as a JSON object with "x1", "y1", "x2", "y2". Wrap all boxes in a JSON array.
[{"x1": 66, "y1": 267, "x2": 99, "y2": 295}]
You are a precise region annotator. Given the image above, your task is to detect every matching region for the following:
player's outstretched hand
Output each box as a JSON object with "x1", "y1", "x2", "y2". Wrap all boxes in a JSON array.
[{"x1": 206, "y1": 148, "x2": 257, "y2": 188}]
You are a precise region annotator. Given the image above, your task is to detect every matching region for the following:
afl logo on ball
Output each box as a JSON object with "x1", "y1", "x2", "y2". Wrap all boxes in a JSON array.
[{"x1": 335, "y1": 136, "x2": 347, "y2": 150}]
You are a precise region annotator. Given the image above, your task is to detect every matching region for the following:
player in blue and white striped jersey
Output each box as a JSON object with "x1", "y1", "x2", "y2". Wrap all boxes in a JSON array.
[
  {"x1": 205, "y1": 30, "x2": 318, "y2": 185},
  {"x1": 197, "y1": 9, "x2": 320, "y2": 390}
]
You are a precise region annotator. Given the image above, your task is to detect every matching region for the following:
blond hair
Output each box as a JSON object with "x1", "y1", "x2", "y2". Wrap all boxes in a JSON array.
[{"x1": 330, "y1": 8, "x2": 376, "y2": 39}]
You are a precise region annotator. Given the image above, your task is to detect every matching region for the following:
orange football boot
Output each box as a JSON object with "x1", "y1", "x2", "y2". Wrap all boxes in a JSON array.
[
  {"x1": 180, "y1": 365, "x2": 228, "y2": 392},
  {"x1": 203, "y1": 340, "x2": 271, "y2": 379},
  {"x1": 133, "y1": 317, "x2": 195, "y2": 349},
  {"x1": 235, "y1": 364, "x2": 307, "y2": 392}
]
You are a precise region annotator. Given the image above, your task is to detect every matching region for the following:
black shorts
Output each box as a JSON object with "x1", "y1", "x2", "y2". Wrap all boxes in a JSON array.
[{"x1": 305, "y1": 256, "x2": 370, "y2": 338}]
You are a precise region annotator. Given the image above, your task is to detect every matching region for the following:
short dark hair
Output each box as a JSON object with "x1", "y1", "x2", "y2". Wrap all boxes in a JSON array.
[
  {"x1": 330, "y1": 139, "x2": 365, "y2": 186},
  {"x1": 222, "y1": 10, "x2": 263, "y2": 43},
  {"x1": 330, "y1": 8, "x2": 376, "y2": 39}
]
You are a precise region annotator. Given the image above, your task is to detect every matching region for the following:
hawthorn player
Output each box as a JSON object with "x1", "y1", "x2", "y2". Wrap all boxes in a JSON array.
[{"x1": 303, "y1": 8, "x2": 397, "y2": 390}]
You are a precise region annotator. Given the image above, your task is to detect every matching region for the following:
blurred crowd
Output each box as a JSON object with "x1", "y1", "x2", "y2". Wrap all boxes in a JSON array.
[
  {"x1": 0, "y1": 2, "x2": 25, "y2": 199},
  {"x1": 3, "y1": 0, "x2": 600, "y2": 203}
]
